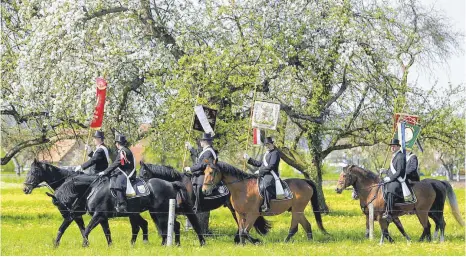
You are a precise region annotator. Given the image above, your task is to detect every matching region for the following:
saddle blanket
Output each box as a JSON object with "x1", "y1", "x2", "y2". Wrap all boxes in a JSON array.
[{"x1": 204, "y1": 184, "x2": 229, "y2": 200}]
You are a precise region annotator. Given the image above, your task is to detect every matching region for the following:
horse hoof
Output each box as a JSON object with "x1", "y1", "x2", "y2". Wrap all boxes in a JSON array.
[
  {"x1": 53, "y1": 241, "x2": 60, "y2": 248},
  {"x1": 143, "y1": 239, "x2": 149, "y2": 244},
  {"x1": 108, "y1": 242, "x2": 112, "y2": 247},
  {"x1": 82, "y1": 241, "x2": 89, "y2": 248}
]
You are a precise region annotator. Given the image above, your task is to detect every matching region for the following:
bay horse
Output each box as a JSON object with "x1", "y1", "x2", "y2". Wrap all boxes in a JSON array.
[
  {"x1": 23, "y1": 159, "x2": 149, "y2": 246},
  {"x1": 351, "y1": 178, "x2": 464, "y2": 242},
  {"x1": 335, "y1": 165, "x2": 463, "y2": 244},
  {"x1": 139, "y1": 161, "x2": 271, "y2": 243},
  {"x1": 202, "y1": 161, "x2": 327, "y2": 244},
  {"x1": 50, "y1": 174, "x2": 206, "y2": 247}
]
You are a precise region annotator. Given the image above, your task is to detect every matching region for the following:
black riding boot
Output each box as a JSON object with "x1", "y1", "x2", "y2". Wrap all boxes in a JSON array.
[
  {"x1": 261, "y1": 191, "x2": 270, "y2": 212},
  {"x1": 193, "y1": 185, "x2": 202, "y2": 213},
  {"x1": 382, "y1": 193, "x2": 394, "y2": 222},
  {"x1": 115, "y1": 189, "x2": 127, "y2": 213}
]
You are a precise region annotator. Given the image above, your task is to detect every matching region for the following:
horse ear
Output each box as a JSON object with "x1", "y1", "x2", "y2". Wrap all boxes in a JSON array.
[{"x1": 33, "y1": 158, "x2": 37, "y2": 164}]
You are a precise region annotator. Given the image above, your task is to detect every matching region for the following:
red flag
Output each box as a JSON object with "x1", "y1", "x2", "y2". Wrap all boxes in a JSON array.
[
  {"x1": 252, "y1": 128, "x2": 265, "y2": 145},
  {"x1": 90, "y1": 77, "x2": 107, "y2": 129}
]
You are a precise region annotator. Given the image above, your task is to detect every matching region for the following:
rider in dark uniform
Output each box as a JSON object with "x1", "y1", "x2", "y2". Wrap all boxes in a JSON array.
[
  {"x1": 99, "y1": 134, "x2": 136, "y2": 213},
  {"x1": 244, "y1": 136, "x2": 280, "y2": 212},
  {"x1": 184, "y1": 133, "x2": 218, "y2": 213},
  {"x1": 406, "y1": 150, "x2": 420, "y2": 183},
  {"x1": 382, "y1": 138, "x2": 406, "y2": 221},
  {"x1": 75, "y1": 131, "x2": 111, "y2": 175}
]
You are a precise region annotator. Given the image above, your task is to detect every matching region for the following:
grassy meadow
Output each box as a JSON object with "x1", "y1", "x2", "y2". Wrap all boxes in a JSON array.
[{"x1": 1, "y1": 174, "x2": 465, "y2": 256}]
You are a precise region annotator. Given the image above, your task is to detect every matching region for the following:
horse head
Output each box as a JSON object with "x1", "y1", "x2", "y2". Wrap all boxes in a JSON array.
[
  {"x1": 202, "y1": 159, "x2": 220, "y2": 195},
  {"x1": 23, "y1": 159, "x2": 47, "y2": 194},
  {"x1": 139, "y1": 160, "x2": 151, "y2": 180},
  {"x1": 335, "y1": 164, "x2": 357, "y2": 194}
]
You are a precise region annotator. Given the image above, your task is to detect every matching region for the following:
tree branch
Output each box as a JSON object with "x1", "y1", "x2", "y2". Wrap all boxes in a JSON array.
[{"x1": 1, "y1": 136, "x2": 49, "y2": 165}]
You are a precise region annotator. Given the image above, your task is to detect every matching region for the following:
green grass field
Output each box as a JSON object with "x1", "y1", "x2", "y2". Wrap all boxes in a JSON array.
[{"x1": 1, "y1": 175, "x2": 465, "y2": 256}]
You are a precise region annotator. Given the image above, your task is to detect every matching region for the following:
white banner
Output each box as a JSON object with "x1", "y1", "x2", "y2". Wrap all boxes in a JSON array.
[
  {"x1": 194, "y1": 105, "x2": 215, "y2": 135},
  {"x1": 252, "y1": 101, "x2": 280, "y2": 130}
]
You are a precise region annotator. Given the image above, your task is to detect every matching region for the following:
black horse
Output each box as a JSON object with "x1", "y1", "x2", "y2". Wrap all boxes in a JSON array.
[
  {"x1": 23, "y1": 159, "x2": 149, "y2": 246},
  {"x1": 49, "y1": 174, "x2": 206, "y2": 247},
  {"x1": 139, "y1": 161, "x2": 271, "y2": 244}
]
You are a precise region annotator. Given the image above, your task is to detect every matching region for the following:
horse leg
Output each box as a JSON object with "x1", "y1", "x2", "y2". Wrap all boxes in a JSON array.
[
  {"x1": 184, "y1": 212, "x2": 206, "y2": 246},
  {"x1": 82, "y1": 213, "x2": 104, "y2": 247},
  {"x1": 235, "y1": 212, "x2": 246, "y2": 245},
  {"x1": 129, "y1": 215, "x2": 140, "y2": 245},
  {"x1": 100, "y1": 218, "x2": 112, "y2": 246},
  {"x1": 241, "y1": 213, "x2": 260, "y2": 245},
  {"x1": 228, "y1": 205, "x2": 241, "y2": 244},
  {"x1": 300, "y1": 215, "x2": 314, "y2": 240},
  {"x1": 54, "y1": 218, "x2": 73, "y2": 247},
  {"x1": 74, "y1": 216, "x2": 86, "y2": 238},
  {"x1": 439, "y1": 217, "x2": 446, "y2": 242},
  {"x1": 149, "y1": 213, "x2": 166, "y2": 245},
  {"x1": 416, "y1": 212, "x2": 431, "y2": 242},
  {"x1": 392, "y1": 217, "x2": 411, "y2": 241},
  {"x1": 135, "y1": 214, "x2": 149, "y2": 243},
  {"x1": 174, "y1": 220, "x2": 181, "y2": 246},
  {"x1": 285, "y1": 213, "x2": 300, "y2": 242},
  {"x1": 378, "y1": 217, "x2": 393, "y2": 244}
]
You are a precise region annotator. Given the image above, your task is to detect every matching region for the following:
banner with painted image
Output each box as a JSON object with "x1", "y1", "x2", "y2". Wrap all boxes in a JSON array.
[
  {"x1": 251, "y1": 101, "x2": 280, "y2": 130},
  {"x1": 393, "y1": 122, "x2": 422, "y2": 150},
  {"x1": 193, "y1": 105, "x2": 217, "y2": 135}
]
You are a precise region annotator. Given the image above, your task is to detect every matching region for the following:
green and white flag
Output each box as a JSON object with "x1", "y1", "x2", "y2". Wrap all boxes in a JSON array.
[{"x1": 393, "y1": 123, "x2": 421, "y2": 150}]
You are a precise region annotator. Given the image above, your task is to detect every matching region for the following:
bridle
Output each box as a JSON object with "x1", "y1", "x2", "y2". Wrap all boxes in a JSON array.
[{"x1": 24, "y1": 164, "x2": 74, "y2": 192}]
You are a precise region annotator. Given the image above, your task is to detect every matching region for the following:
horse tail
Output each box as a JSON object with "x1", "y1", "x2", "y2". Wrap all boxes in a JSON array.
[
  {"x1": 253, "y1": 216, "x2": 272, "y2": 235},
  {"x1": 305, "y1": 179, "x2": 328, "y2": 234},
  {"x1": 443, "y1": 181, "x2": 465, "y2": 226}
]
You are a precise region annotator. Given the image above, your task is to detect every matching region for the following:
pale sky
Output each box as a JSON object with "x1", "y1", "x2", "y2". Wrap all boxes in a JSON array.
[{"x1": 410, "y1": 0, "x2": 465, "y2": 90}]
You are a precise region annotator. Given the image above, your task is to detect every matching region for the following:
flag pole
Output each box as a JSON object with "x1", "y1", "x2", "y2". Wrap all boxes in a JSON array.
[
  {"x1": 243, "y1": 85, "x2": 258, "y2": 171},
  {"x1": 82, "y1": 129, "x2": 92, "y2": 163},
  {"x1": 182, "y1": 86, "x2": 201, "y2": 168}
]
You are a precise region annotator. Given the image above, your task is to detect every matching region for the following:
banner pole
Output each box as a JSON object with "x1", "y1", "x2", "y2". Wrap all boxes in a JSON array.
[
  {"x1": 82, "y1": 129, "x2": 92, "y2": 163},
  {"x1": 182, "y1": 86, "x2": 201, "y2": 168},
  {"x1": 243, "y1": 86, "x2": 258, "y2": 171}
]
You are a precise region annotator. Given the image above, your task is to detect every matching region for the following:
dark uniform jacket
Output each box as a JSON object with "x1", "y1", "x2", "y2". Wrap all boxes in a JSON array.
[
  {"x1": 102, "y1": 146, "x2": 135, "y2": 177},
  {"x1": 247, "y1": 148, "x2": 281, "y2": 176},
  {"x1": 385, "y1": 150, "x2": 406, "y2": 196},
  {"x1": 81, "y1": 145, "x2": 110, "y2": 174},
  {"x1": 406, "y1": 152, "x2": 420, "y2": 182},
  {"x1": 189, "y1": 146, "x2": 218, "y2": 185}
]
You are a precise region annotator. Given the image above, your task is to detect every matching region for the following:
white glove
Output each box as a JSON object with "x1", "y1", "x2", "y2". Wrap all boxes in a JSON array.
[
  {"x1": 85, "y1": 144, "x2": 92, "y2": 153},
  {"x1": 185, "y1": 142, "x2": 192, "y2": 150},
  {"x1": 383, "y1": 177, "x2": 391, "y2": 183},
  {"x1": 254, "y1": 170, "x2": 259, "y2": 174},
  {"x1": 184, "y1": 167, "x2": 191, "y2": 172},
  {"x1": 74, "y1": 166, "x2": 82, "y2": 172},
  {"x1": 243, "y1": 153, "x2": 249, "y2": 160},
  {"x1": 98, "y1": 171, "x2": 104, "y2": 176}
]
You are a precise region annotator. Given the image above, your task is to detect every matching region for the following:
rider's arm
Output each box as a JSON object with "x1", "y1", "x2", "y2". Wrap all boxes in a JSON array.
[
  {"x1": 81, "y1": 148, "x2": 104, "y2": 170},
  {"x1": 190, "y1": 151, "x2": 216, "y2": 174},
  {"x1": 258, "y1": 151, "x2": 279, "y2": 175},
  {"x1": 101, "y1": 155, "x2": 120, "y2": 176},
  {"x1": 247, "y1": 157, "x2": 262, "y2": 167}
]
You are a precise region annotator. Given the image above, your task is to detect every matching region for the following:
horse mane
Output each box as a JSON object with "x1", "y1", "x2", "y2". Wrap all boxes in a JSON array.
[
  {"x1": 54, "y1": 175, "x2": 96, "y2": 206},
  {"x1": 143, "y1": 163, "x2": 183, "y2": 181},
  {"x1": 350, "y1": 165, "x2": 380, "y2": 182},
  {"x1": 215, "y1": 161, "x2": 257, "y2": 179},
  {"x1": 32, "y1": 161, "x2": 75, "y2": 177}
]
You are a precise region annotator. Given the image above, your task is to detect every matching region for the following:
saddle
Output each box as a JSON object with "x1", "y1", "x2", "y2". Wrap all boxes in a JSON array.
[
  {"x1": 89, "y1": 177, "x2": 150, "y2": 200},
  {"x1": 257, "y1": 177, "x2": 293, "y2": 201},
  {"x1": 382, "y1": 183, "x2": 417, "y2": 206}
]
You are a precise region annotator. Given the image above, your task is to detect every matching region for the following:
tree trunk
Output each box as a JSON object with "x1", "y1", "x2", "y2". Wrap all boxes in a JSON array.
[
  {"x1": 12, "y1": 157, "x2": 22, "y2": 176},
  {"x1": 276, "y1": 147, "x2": 329, "y2": 213}
]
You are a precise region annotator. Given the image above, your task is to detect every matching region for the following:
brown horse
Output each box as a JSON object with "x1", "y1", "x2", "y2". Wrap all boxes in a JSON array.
[
  {"x1": 202, "y1": 161, "x2": 327, "y2": 244},
  {"x1": 335, "y1": 164, "x2": 440, "y2": 244}
]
